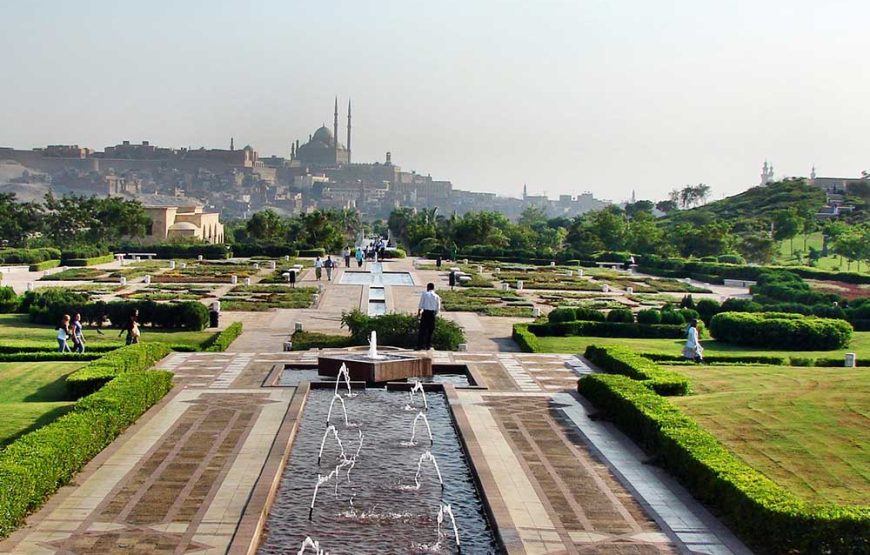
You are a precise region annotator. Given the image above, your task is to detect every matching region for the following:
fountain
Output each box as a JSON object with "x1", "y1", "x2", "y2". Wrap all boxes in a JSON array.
[
  {"x1": 297, "y1": 536, "x2": 328, "y2": 555},
  {"x1": 318, "y1": 331, "x2": 432, "y2": 383},
  {"x1": 409, "y1": 380, "x2": 429, "y2": 410},
  {"x1": 437, "y1": 504, "x2": 462, "y2": 550},
  {"x1": 408, "y1": 411, "x2": 434, "y2": 445},
  {"x1": 414, "y1": 451, "x2": 444, "y2": 490}
]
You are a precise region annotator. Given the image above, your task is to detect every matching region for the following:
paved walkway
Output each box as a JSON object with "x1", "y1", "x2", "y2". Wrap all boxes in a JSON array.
[{"x1": 0, "y1": 256, "x2": 753, "y2": 554}]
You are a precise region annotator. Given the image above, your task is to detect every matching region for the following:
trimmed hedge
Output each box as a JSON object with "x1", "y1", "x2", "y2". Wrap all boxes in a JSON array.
[
  {"x1": 66, "y1": 343, "x2": 172, "y2": 397},
  {"x1": 60, "y1": 246, "x2": 110, "y2": 262},
  {"x1": 710, "y1": 312, "x2": 853, "y2": 350},
  {"x1": 289, "y1": 331, "x2": 356, "y2": 351},
  {"x1": 0, "y1": 286, "x2": 17, "y2": 313},
  {"x1": 638, "y1": 255, "x2": 870, "y2": 285},
  {"x1": 0, "y1": 352, "x2": 102, "y2": 362},
  {"x1": 113, "y1": 242, "x2": 230, "y2": 260},
  {"x1": 229, "y1": 243, "x2": 297, "y2": 258},
  {"x1": 0, "y1": 248, "x2": 60, "y2": 265},
  {"x1": 28, "y1": 259, "x2": 61, "y2": 272},
  {"x1": 512, "y1": 323, "x2": 541, "y2": 352},
  {"x1": 640, "y1": 352, "x2": 789, "y2": 365},
  {"x1": 606, "y1": 308, "x2": 634, "y2": 323},
  {"x1": 578, "y1": 373, "x2": 869, "y2": 554},
  {"x1": 529, "y1": 320, "x2": 687, "y2": 339},
  {"x1": 64, "y1": 254, "x2": 115, "y2": 267},
  {"x1": 298, "y1": 248, "x2": 327, "y2": 257},
  {"x1": 0, "y1": 369, "x2": 173, "y2": 539},
  {"x1": 29, "y1": 299, "x2": 210, "y2": 330},
  {"x1": 341, "y1": 309, "x2": 465, "y2": 351},
  {"x1": 204, "y1": 322, "x2": 243, "y2": 352},
  {"x1": 584, "y1": 345, "x2": 689, "y2": 395}
]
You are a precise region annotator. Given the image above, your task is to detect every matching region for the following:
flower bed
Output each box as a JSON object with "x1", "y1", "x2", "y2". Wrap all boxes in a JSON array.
[{"x1": 221, "y1": 285, "x2": 317, "y2": 311}]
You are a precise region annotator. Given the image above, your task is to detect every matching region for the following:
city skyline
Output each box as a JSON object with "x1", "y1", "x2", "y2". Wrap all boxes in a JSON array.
[{"x1": 2, "y1": 0, "x2": 868, "y2": 201}]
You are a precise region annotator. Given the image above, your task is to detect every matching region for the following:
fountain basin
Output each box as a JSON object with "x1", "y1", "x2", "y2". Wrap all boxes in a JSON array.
[{"x1": 318, "y1": 353, "x2": 432, "y2": 383}]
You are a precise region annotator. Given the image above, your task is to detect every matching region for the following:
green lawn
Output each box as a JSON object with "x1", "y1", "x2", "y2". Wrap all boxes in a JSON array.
[
  {"x1": 0, "y1": 361, "x2": 84, "y2": 447},
  {"x1": 0, "y1": 314, "x2": 219, "y2": 351},
  {"x1": 776, "y1": 232, "x2": 867, "y2": 272},
  {"x1": 532, "y1": 331, "x2": 870, "y2": 360},
  {"x1": 669, "y1": 364, "x2": 870, "y2": 506}
]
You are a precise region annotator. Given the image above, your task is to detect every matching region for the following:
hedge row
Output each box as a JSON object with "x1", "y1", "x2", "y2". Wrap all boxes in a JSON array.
[
  {"x1": 341, "y1": 309, "x2": 465, "y2": 351},
  {"x1": 641, "y1": 352, "x2": 868, "y2": 367},
  {"x1": 112, "y1": 242, "x2": 230, "y2": 260},
  {"x1": 65, "y1": 254, "x2": 115, "y2": 267},
  {"x1": 29, "y1": 299, "x2": 209, "y2": 330},
  {"x1": 0, "y1": 352, "x2": 102, "y2": 362},
  {"x1": 584, "y1": 345, "x2": 689, "y2": 395},
  {"x1": 638, "y1": 256, "x2": 870, "y2": 285},
  {"x1": 289, "y1": 331, "x2": 357, "y2": 351},
  {"x1": 60, "y1": 246, "x2": 110, "y2": 262},
  {"x1": 512, "y1": 324, "x2": 541, "y2": 353},
  {"x1": 0, "y1": 369, "x2": 173, "y2": 539},
  {"x1": 0, "y1": 248, "x2": 60, "y2": 264},
  {"x1": 230, "y1": 243, "x2": 298, "y2": 258},
  {"x1": 0, "y1": 343, "x2": 117, "y2": 354},
  {"x1": 529, "y1": 320, "x2": 687, "y2": 339},
  {"x1": 298, "y1": 248, "x2": 327, "y2": 257},
  {"x1": 710, "y1": 312, "x2": 853, "y2": 350},
  {"x1": 28, "y1": 259, "x2": 61, "y2": 272},
  {"x1": 66, "y1": 343, "x2": 172, "y2": 397},
  {"x1": 578, "y1": 373, "x2": 869, "y2": 554},
  {"x1": 204, "y1": 322, "x2": 243, "y2": 352}
]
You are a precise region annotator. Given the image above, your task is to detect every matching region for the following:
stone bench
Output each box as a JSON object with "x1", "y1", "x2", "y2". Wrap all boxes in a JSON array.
[{"x1": 126, "y1": 252, "x2": 158, "y2": 260}]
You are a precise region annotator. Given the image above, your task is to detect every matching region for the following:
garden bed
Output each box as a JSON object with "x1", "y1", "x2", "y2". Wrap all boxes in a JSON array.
[
  {"x1": 441, "y1": 288, "x2": 534, "y2": 317},
  {"x1": 221, "y1": 285, "x2": 317, "y2": 311}
]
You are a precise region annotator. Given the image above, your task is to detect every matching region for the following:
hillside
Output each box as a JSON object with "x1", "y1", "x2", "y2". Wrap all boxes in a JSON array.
[{"x1": 664, "y1": 180, "x2": 826, "y2": 225}]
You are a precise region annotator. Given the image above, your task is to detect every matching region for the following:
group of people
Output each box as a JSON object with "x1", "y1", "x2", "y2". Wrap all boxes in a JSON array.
[
  {"x1": 55, "y1": 311, "x2": 141, "y2": 352},
  {"x1": 314, "y1": 238, "x2": 391, "y2": 280},
  {"x1": 56, "y1": 313, "x2": 86, "y2": 353}
]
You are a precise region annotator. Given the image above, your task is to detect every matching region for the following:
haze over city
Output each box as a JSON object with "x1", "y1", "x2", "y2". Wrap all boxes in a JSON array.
[{"x1": 2, "y1": 0, "x2": 868, "y2": 201}]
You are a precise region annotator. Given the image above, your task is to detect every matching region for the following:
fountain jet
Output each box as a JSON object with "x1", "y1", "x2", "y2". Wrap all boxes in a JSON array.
[
  {"x1": 414, "y1": 451, "x2": 444, "y2": 490},
  {"x1": 297, "y1": 536, "x2": 328, "y2": 555},
  {"x1": 326, "y1": 393, "x2": 349, "y2": 426},
  {"x1": 410, "y1": 411, "x2": 433, "y2": 445},
  {"x1": 409, "y1": 380, "x2": 428, "y2": 410},
  {"x1": 437, "y1": 503, "x2": 461, "y2": 550},
  {"x1": 317, "y1": 425, "x2": 345, "y2": 464}
]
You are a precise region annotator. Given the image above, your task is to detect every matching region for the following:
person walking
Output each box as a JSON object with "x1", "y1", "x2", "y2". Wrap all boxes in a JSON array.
[
  {"x1": 343, "y1": 246, "x2": 351, "y2": 268},
  {"x1": 314, "y1": 256, "x2": 323, "y2": 280},
  {"x1": 71, "y1": 313, "x2": 86, "y2": 353},
  {"x1": 325, "y1": 256, "x2": 335, "y2": 281},
  {"x1": 57, "y1": 315, "x2": 71, "y2": 352},
  {"x1": 683, "y1": 318, "x2": 704, "y2": 363},
  {"x1": 417, "y1": 282, "x2": 441, "y2": 350},
  {"x1": 119, "y1": 312, "x2": 141, "y2": 345},
  {"x1": 355, "y1": 247, "x2": 364, "y2": 268}
]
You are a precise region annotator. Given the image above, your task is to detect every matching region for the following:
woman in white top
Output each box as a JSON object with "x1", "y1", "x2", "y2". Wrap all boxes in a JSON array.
[
  {"x1": 683, "y1": 318, "x2": 703, "y2": 363},
  {"x1": 57, "y1": 314, "x2": 71, "y2": 353}
]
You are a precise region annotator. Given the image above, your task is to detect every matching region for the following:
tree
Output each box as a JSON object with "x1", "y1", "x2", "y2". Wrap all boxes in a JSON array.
[
  {"x1": 624, "y1": 200, "x2": 654, "y2": 219},
  {"x1": 771, "y1": 208, "x2": 801, "y2": 255},
  {"x1": 589, "y1": 207, "x2": 628, "y2": 251},
  {"x1": 0, "y1": 193, "x2": 43, "y2": 246},
  {"x1": 245, "y1": 209, "x2": 287, "y2": 242},
  {"x1": 655, "y1": 199, "x2": 678, "y2": 214},
  {"x1": 626, "y1": 212, "x2": 666, "y2": 254}
]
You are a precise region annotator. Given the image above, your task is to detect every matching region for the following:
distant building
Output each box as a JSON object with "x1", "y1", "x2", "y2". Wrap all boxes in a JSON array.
[
  {"x1": 292, "y1": 98, "x2": 351, "y2": 167},
  {"x1": 144, "y1": 205, "x2": 224, "y2": 244}
]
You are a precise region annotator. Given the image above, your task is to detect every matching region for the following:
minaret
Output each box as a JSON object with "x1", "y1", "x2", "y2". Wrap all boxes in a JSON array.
[
  {"x1": 810, "y1": 164, "x2": 817, "y2": 181},
  {"x1": 347, "y1": 98, "x2": 352, "y2": 165},
  {"x1": 523, "y1": 183, "x2": 528, "y2": 200},
  {"x1": 333, "y1": 96, "x2": 339, "y2": 162},
  {"x1": 291, "y1": 142, "x2": 296, "y2": 160},
  {"x1": 230, "y1": 137, "x2": 234, "y2": 151}
]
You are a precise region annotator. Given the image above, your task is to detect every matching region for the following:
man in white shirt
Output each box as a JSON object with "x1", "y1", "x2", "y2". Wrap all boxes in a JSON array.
[{"x1": 417, "y1": 282, "x2": 441, "y2": 350}]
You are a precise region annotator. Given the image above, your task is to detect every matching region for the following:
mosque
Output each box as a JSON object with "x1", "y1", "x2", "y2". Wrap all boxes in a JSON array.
[{"x1": 291, "y1": 98, "x2": 351, "y2": 167}]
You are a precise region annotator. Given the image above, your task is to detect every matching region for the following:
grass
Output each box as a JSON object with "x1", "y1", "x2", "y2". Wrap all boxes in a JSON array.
[
  {"x1": 530, "y1": 330, "x2": 870, "y2": 360},
  {"x1": 775, "y1": 232, "x2": 866, "y2": 272},
  {"x1": 441, "y1": 288, "x2": 534, "y2": 317},
  {"x1": 0, "y1": 361, "x2": 84, "y2": 447},
  {"x1": 39, "y1": 268, "x2": 107, "y2": 281},
  {"x1": 0, "y1": 314, "x2": 218, "y2": 351},
  {"x1": 669, "y1": 364, "x2": 870, "y2": 506}
]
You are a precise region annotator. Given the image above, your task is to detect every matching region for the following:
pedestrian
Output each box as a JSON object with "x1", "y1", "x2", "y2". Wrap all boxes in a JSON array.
[
  {"x1": 57, "y1": 314, "x2": 71, "y2": 352},
  {"x1": 343, "y1": 246, "x2": 351, "y2": 268},
  {"x1": 314, "y1": 256, "x2": 323, "y2": 280},
  {"x1": 288, "y1": 268, "x2": 297, "y2": 288},
  {"x1": 71, "y1": 313, "x2": 86, "y2": 353},
  {"x1": 119, "y1": 312, "x2": 141, "y2": 345},
  {"x1": 683, "y1": 318, "x2": 704, "y2": 363},
  {"x1": 325, "y1": 256, "x2": 335, "y2": 281},
  {"x1": 356, "y1": 247, "x2": 364, "y2": 268},
  {"x1": 436, "y1": 255, "x2": 442, "y2": 270},
  {"x1": 417, "y1": 282, "x2": 441, "y2": 350}
]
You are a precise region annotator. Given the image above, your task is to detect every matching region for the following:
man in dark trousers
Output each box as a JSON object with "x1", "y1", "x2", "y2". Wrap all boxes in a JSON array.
[{"x1": 417, "y1": 282, "x2": 441, "y2": 350}]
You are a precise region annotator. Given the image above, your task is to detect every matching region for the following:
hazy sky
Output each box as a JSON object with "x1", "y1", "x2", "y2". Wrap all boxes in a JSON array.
[{"x1": 2, "y1": 1, "x2": 868, "y2": 202}]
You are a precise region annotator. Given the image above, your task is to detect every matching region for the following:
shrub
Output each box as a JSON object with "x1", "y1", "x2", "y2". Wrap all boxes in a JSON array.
[
  {"x1": 512, "y1": 323, "x2": 541, "y2": 352},
  {"x1": 584, "y1": 345, "x2": 689, "y2": 395},
  {"x1": 290, "y1": 331, "x2": 356, "y2": 351},
  {"x1": 578, "y1": 373, "x2": 869, "y2": 554},
  {"x1": 66, "y1": 343, "x2": 172, "y2": 397},
  {"x1": 380, "y1": 248, "x2": 407, "y2": 259},
  {"x1": 204, "y1": 322, "x2": 243, "y2": 352},
  {"x1": 230, "y1": 243, "x2": 298, "y2": 258},
  {"x1": 574, "y1": 307, "x2": 606, "y2": 322},
  {"x1": 28, "y1": 259, "x2": 61, "y2": 272},
  {"x1": 695, "y1": 299, "x2": 721, "y2": 325},
  {"x1": 0, "y1": 369, "x2": 172, "y2": 539},
  {"x1": 720, "y1": 297, "x2": 762, "y2": 313},
  {"x1": 641, "y1": 352, "x2": 788, "y2": 365},
  {"x1": 606, "y1": 308, "x2": 634, "y2": 323},
  {"x1": 113, "y1": 242, "x2": 230, "y2": 259},
  {"x1": 679, "y1": 294, "x2": 696, "y2": 309},
  {"x1": 710, "y1": 312, "x2": 853, "y2": 350},
  {"x1": 61, "y1": 246, "x2": 109, "y2": 262},
  {"x1": 340, "y1": 309, "x2": 465, "y2": 350},
  {"x1": 718, "y1": 254, "x2": 746, "y2": 264},
  {"x1": 660, "y1": 310, "x2": 686, "y2": 326},
  {"x1": 0, "y1": 286, "x2": 18, "y2": 313},
  {"x1": 636, "y1": 309, "x2": 662, "y2": 325},
  {"x1": 678, "y1": 308, "x2": 699, "y2": 323},
  {"x1": 0, "y1": 352, "x2": 101, "y2": 362},
  {"x1": 548, "y1": 307, "x2": 578, "y2": 323}
]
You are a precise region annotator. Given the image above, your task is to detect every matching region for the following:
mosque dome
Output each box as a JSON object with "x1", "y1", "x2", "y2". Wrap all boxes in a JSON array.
[
  {"x1": 168, "y1": 222, "x2": 199, "y2": 232},
  {"x1": 312, "y1": 126, "x2": 333, "y2": 144}
]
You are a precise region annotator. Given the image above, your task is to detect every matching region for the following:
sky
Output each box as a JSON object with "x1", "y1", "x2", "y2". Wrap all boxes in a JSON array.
[{"x1": 1, "y1": 0, "x2": 868, "y2": 202}]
